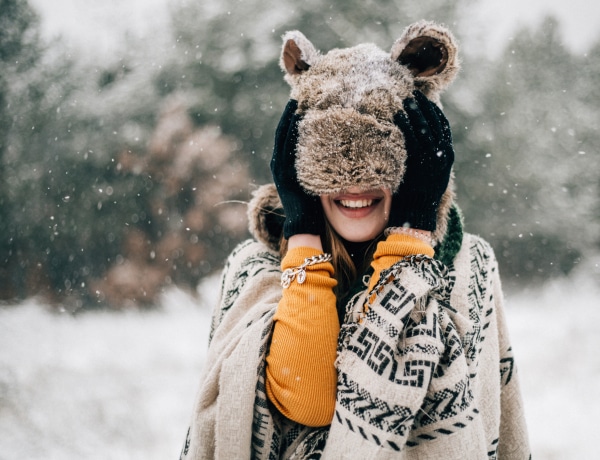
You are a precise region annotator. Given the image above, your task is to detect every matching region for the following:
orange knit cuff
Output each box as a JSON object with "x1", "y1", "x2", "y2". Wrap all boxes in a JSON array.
[{"x1": 368, "y1": 233, "x2": 434, "y2": 292}]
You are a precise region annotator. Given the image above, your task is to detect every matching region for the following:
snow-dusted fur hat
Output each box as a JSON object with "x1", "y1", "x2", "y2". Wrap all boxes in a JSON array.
[{"x1": 250, "y1": 21, "x2": 460, "y2": 248}]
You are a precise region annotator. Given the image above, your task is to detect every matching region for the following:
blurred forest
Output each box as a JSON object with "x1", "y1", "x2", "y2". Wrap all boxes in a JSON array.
[{"x1": 1, "y1": 0, "x2": 598, "y2": 309}]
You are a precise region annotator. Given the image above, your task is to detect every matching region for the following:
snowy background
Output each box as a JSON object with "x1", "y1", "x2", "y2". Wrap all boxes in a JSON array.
[
  {"x1": 2, "y1": 0, "x2": 600, "y2": 459},
  {"x1": 29, "y1": 0, "x2": 600, "y2": 57},
  {"x1": 2, "y1": 263, "x2": 600, "y2": 459}
]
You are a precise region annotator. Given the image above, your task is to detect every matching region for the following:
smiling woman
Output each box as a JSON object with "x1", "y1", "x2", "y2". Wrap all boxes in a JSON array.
[{"x1": 181, "y1": 20, "x2": 530, "y2": 459}]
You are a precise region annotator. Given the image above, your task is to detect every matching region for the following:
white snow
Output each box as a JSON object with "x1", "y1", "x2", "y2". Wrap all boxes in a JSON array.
[
  {"x1": 0, "y1": 282, "x2": 216, "y2": 460},
  {"x1": 1, "y1": 270, "x2": 599, "y2": 459},
  {"x1": 504, "y1": 268, "x2": 600, "y2": 459}
]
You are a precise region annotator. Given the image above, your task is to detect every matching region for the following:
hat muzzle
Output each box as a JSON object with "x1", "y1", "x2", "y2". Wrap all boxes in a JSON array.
[{"x1": 295, "y1": 108, "x2": 406, "y2": 195}]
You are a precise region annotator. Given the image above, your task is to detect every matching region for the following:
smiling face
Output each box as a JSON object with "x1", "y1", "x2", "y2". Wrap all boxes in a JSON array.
[
  {"x1": 278, "y1": 23, "x2": 461, "y2": 244},
  {"x1": 320, "y1": 187, "x2": 392, "y2": 242}
]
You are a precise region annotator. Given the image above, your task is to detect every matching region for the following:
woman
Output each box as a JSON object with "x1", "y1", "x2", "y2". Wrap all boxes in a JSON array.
[{"x1": 182, "y1": 21, "x2": 530, "y2": 460}]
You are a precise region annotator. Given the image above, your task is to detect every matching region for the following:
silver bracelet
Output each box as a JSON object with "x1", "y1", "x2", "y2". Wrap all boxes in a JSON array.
[
  {"x1": 384, "y1": 226, "x2": 436, "y2": 247},
  {"x1": 281, "y1": 253, "x2": 332, "y2": 288}
]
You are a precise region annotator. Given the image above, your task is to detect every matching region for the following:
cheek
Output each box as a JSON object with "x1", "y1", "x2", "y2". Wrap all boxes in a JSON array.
[
  {"x1": 319, "y1": 196, "x2": 336, "y2": 225},
  {"x1": 319, "y1": 196, "x2": 331, "y2": 217},
  {"x1": 375, "y1": 206, "x2": 390, "y2": 234},
  {"x1": 382, "y1": 192, "x2": 392, "y2": 223},
  {"x1": 383, "y1": 200, "x2": 391, "y2": 223}
]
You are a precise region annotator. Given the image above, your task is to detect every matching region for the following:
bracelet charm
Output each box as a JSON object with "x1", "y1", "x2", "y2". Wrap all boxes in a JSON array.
[{"x1": 281, "y1": 253, "x2": 332, "y2": 288}]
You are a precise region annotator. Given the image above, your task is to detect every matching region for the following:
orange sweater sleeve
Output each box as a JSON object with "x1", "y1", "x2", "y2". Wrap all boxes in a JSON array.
[
  {"x1": 266, "y1": 247, "x2": 339, "y2": 427},
  {"x1": 367, "y1": 233, "x2": 435, "y2": 292}
]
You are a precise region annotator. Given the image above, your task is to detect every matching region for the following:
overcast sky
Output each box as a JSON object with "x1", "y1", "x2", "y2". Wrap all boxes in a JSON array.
[{"x1": 29, "y1": 0, "x2": 600, "y2": 58}]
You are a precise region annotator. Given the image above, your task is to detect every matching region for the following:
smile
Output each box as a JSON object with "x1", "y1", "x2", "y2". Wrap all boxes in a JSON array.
[
  {"x1": 339, "y1": 199, "x2": 374, "y2": 209},
  {"x1": 331, "y1": 191, "x2": 384, "y2": 219},
  {"x1": 320, "y1": 188, "x2": 391, "y2": 242}
]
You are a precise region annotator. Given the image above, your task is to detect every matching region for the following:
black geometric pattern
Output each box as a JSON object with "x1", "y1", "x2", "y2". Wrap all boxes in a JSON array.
[
  {"x1": 407, "y1": 406, "x2": 481, "y2": 447},
  {"x1": 500, "y1": 346, "x2": 515, "y2": 386},
  {"x1": 285, "y1": 427, "x2": 329, "y2": 459},
  {"x1": 417, "y1": 377, "x2": 474, "y2": 425},
  {"x1": 488, "y1": 437, "x2": 499, "y2": 460},
  {"x1": 337, "y1": 372, "x2": 415, "y2": 440},
  {"x1": 460, "y1": 238, "x2": 493, "y2": 371},
  {"x1": 372, "y1": 255, "x2": 451, "y2": 300},
  {"x1": 179, "y1": 427, "x2": 190, "y2": 460},
  {"x1": 251, "y1": 311, "x2": 277, "y2": 459},
  {"x1": 209, "y1": 240, "x2": 280, "y2": 343},
  {"x1": 329, "y1": 243, "x2": 506, "y2": 453}
]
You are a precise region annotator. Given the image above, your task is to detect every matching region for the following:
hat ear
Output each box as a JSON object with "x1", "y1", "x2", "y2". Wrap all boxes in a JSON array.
[
  {"x1": 396, "y1": 35, "x2": 448, "y2": 77},
  {"x1": 390, "y1": 21, "x2": 459, "y2": 98},
  {"x1": 280, "y1": 31, "x2": 319, "y2": 77}
]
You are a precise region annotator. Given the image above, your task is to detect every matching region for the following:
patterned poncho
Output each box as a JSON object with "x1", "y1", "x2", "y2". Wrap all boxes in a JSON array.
[{"x1": 180, "y1": 225, "x2": 530, "y2": 459}]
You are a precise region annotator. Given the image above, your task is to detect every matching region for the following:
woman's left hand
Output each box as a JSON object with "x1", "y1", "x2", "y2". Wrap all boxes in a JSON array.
[{"x1": 388, "y1": 91, "x2": 454, "y2": 232}]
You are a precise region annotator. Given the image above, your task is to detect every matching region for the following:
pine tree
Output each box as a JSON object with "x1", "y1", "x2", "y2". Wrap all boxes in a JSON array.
[
  {"x1": 0, "y1": 0, "x2": 44, "y2": 298},
  {"x1": 450, "y1": 17, "x2": 600, "y2": 281}
]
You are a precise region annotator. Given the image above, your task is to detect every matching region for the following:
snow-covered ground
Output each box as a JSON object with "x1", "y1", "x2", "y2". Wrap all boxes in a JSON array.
[
  {"x1": 1, "y1": 270, "x2": 599, "y2": 459},
  {"x1": 503, "y1": 269, "x2": 600, "y2": 460},
  {"x1": 0, "y1": 284, "x2": 216, "y2": 460}
]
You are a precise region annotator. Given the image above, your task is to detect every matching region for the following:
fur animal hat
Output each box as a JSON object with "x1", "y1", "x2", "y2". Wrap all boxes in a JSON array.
[{"x1": 250, "y1": 20, "x2": 461, "y2": 248}]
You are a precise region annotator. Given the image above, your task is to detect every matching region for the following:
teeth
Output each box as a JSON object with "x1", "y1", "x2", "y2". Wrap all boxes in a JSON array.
[{"x1": 339, "y1": 199, "x2": 373, "y2": 208}]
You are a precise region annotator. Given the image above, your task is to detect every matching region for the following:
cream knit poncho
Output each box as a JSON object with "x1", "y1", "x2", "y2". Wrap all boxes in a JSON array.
[{"x1": 180, "y1": 225, "x2": 530, "y2": 459}]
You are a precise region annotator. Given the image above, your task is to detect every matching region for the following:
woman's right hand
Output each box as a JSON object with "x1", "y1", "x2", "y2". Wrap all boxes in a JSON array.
[{"x1": 270, "y1": 100, "x2": 324, "y2": 239}]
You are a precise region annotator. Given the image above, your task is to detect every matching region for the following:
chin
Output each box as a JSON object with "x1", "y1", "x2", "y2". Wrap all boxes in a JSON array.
[{"x1": 336, "y1": 225, "x2": 383, "y2": 243}]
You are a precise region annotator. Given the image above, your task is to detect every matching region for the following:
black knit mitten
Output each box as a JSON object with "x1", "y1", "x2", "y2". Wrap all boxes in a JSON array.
[
  {"x1": 389, "y1": 91, "x2": 454, "y2": 231},
  {"x1": 270, "y1": 100, "x2": 324, "y2": 238}
]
